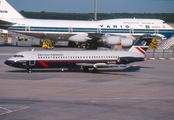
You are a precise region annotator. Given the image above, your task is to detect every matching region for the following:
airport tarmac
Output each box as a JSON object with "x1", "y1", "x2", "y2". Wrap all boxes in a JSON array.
[{"x1": 0, "y1": 44, "x2": 174, "y2": 120}]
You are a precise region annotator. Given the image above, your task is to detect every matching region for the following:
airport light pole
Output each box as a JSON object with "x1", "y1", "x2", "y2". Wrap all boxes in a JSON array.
[{"x1": 94, "y1": 0, "x2": 97, "y2": 21}]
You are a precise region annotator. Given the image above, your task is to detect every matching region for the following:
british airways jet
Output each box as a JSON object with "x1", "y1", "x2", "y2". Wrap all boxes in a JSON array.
[
  {"x1": 4, "y1": 35, "x2": 159, "y2": 73},
  {"x1": 0, "y1": 0, "x2": 173, "y2": 49}
]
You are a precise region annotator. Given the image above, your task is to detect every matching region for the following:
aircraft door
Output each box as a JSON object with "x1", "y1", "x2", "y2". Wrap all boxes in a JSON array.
[
  {"x1": 68, "y1": 27, "x2": 73, "y2": 33},
  {"x1": 154, "y1": 29, "x2": 159, "y2": 34},
  {"x1": 97, "y1": 28, "x2": 101, "y2": 33},
  {"x1": 29, "y1": 52, "x2": 36, "y2": 66},
  {"x1": 129, "y1": 28, "x2": 134, "y2": 34},
  {"x1": 25, "y1": 26, "x2": 30, "y2": 31},
  {"x1": 138, "y1": 19, "x2": 142, "y2": 26}
]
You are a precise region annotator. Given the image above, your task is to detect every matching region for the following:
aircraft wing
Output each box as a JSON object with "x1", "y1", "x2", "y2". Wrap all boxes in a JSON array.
[
  {"x1": 88, "y1": 33, "x2": 122, "y2": 38},
  {"x1": 88, "y1": 33, "x2": 136, "y2": 41},
  {"x1": 76, "y1": 63, "x2": 125, "y2": 68},
  {"x1": 88, "y1": 33, "x2": 104, "y2": 39}
]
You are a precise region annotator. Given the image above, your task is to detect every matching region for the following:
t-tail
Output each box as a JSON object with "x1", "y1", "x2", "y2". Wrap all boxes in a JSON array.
[
  {"x1": 0, "y1": 0, "x2": 24, "y2": 18},
  {"x1": 128, "y1": 34, "x2": 161, "y2": 57}
]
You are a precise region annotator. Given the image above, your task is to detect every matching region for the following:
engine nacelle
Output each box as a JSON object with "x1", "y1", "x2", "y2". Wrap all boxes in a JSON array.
[
  {"x1": 68, "y1": 34, "x2": 91, "y2": 42},
  {"x1": 120, "y1": 38, "x2": 133, "y2": 47},
  {"x1": 103, "y1": 36, "x2": 133, "y2": 47},
  {"x1": 104, "y1": 36, "x2": 121, "y2": 45}
]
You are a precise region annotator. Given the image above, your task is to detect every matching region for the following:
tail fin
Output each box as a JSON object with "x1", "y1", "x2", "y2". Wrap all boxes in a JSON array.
[
  {"x1": 129, "y1": 35, "x2": 161, "y2": 55},
  {"x1": 0, "y1": 0, "x2": 24, "y2": 18}
]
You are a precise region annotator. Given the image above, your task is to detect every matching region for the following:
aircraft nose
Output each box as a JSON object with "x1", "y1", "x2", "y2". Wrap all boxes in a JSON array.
[{"x1": 4, "y1": 60, "x2": 14, "y2": 66}]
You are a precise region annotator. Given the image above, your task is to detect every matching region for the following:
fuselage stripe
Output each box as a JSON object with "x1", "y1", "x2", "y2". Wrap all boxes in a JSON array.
[
  {"x1": 39, "y1": 61, "x2": 49, "y2": 68},
  {"x1": 6, "y1": 26, "x2": 174, "y2": 38}
]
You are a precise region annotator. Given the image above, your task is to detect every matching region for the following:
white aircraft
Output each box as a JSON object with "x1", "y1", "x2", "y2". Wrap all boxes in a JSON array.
[
  {"x1": 4, "y1": 35, "x2": 160, "y2": 73},
  {"x1": 0, "y1": 0, "x2": 174, "y2": 49}
]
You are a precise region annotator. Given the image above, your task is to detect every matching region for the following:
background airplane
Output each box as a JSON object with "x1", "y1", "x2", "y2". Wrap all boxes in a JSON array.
[
  {"x1": 0, "y1": 0, "x2": 174, "y2": 49},
  {"x1": 4, "y1": 35, "x2": 160, "y2": 73}
]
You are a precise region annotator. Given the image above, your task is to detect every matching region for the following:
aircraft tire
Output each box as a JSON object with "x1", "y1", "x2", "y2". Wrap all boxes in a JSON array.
[
  {"x1": 92, "y1": 68, "x2": 98, "y2": 73},
  {"x1": 83, "y1": 67, "x2": 89, "y2": 72},
  {"x1": 27, "y1": 67, "x2": 32, "y2": 73}
]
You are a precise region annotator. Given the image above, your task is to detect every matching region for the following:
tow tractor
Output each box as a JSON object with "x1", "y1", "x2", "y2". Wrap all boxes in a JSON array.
[
  {"x1": 148, "y1": 38, "x2": 161, "y2": 50},
  {"x1": 40, "y1": 38, "x2": 54, "y2": 49}
]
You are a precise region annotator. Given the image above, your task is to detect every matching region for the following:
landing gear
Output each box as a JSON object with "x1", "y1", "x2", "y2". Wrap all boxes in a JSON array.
[
  {"x1": 68, "y1": 41, "x2": 77, "y2": 47},
  {"x1": 92, "y1": 68, "x2": 98, "y2": 73},
  {"x1": 83, "y1": 67, "x2": 89, "y2": 72},
  {"x1": 27, "y1": 67, "x2": 32, "y2": 73},
  {"x1": 85, "y1": 42, "x2": 98, "y2": 50},
  {"x1": 82, "y1": 67, "x2": 99, "y2": 73}
]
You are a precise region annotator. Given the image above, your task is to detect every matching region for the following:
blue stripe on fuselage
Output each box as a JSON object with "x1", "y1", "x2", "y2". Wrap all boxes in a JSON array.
[{"x1": 7, "y1": 26, "x2": 174, "y2": 38}]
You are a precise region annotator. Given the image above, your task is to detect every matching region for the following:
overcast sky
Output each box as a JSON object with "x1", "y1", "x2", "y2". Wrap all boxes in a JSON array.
[{"x1": 8, "y1": 0, "x2": 174, "y2": 13}]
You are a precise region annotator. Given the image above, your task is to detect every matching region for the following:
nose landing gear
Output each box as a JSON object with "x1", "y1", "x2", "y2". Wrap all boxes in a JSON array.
[{"x1": 27, "y1": 67, "x2": 32, "y2": 73}]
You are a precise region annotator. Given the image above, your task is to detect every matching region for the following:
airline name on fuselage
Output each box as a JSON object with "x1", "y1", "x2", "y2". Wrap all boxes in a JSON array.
[
  {"x1": 0, "y1": 10, "x2": 8, "y2": 13},
  {"x1": 38, "y1": 53, "x2": 64, "y2": 57},
  {"x1": 100, "y1": 25, "x2": 130, "y2": 28}
]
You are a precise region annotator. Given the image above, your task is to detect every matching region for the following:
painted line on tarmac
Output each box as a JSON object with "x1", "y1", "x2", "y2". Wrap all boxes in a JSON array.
[
  {"x1": 0, "y1": 106, "x2": 12, "y2": 112},
  {"x1": 0, "y1": 106, "x2": 30, "y2": 116}
]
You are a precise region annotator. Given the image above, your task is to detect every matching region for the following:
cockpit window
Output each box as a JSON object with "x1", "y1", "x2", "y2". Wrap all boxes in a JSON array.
[
  {"x1": 14, "y1": 55, "x2": 24, "y2": 58},
  {"x1": 163, "y1": 22, "x2": 166, "y2": 24}
]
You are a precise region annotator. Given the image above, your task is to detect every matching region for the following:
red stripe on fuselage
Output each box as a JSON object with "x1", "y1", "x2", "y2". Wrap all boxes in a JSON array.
[
  {"x1": 135, "y1": 47, "x2": 145, "y2": 55},
  {"x1": 39, "y1": 61, "x2": 49, "y2": 68}
]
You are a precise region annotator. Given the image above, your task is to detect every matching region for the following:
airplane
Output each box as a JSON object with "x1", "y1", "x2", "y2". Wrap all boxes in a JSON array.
[
  {"x1": 0, "y1": 0, "x2": 174, "y2": 49},
  {"x1": 4, "y1": 35, "x2": 160, "y2": 73}
]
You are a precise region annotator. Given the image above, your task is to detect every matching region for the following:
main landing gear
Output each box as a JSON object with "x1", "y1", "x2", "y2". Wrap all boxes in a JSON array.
[
  {"x1": 82, "y1": 67, "x2": 99, "y2": 73},
  {"x1": 92, "y1": 68, "x2": 98, "y2": 73},
  {"x1": 83, "y1": 67, "x2": 89, "y2": 72}
]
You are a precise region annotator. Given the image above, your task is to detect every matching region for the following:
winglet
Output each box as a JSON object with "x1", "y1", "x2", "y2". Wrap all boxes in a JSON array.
[{"x1": 0, "y1": 0, "x2": 24, "y2": 18}]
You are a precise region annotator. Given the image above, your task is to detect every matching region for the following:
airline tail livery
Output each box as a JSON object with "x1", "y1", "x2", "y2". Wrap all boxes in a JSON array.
[
  {"x1": 4, "y1": 35, "x2": 160, "y2": 73},
  {"x1": 0, "y1": 0, "x2": 174, "y2": 49}
]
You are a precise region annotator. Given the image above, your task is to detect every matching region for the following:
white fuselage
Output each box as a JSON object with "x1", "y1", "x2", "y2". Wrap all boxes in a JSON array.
[
  {"x1": 1, "y1": 18, "x2": 174, "y2": 39},
  {"x1": 0, "y1": 0, "x2": 174, "y2": 45},
  {"x1": 4, "y1": 50, "x2": 144, "y2": 70}
]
